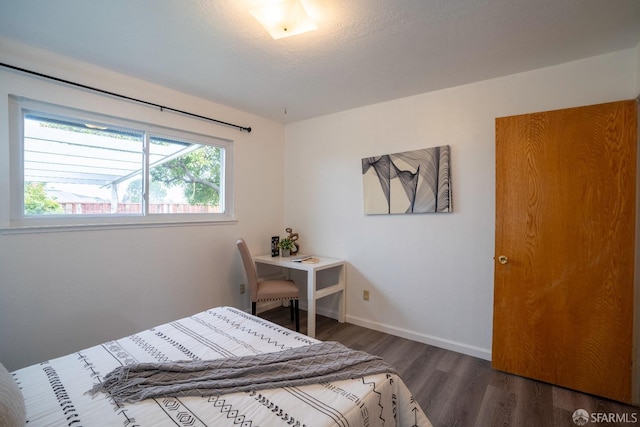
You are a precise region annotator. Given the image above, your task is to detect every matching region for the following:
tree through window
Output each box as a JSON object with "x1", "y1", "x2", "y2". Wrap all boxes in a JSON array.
[{"x1": 20, "y1": 107, "x2": 227, "y2": 217}]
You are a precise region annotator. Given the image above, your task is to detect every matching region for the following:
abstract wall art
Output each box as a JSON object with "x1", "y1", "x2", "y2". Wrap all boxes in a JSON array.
[{"x1": 362, "y1": 145, "x2": 451, "y2": 214}]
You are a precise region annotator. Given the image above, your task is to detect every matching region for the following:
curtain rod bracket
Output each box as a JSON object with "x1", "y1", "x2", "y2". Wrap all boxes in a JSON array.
[{"x1": 0, "y1": 62, "x2": 252, "y2": 133}]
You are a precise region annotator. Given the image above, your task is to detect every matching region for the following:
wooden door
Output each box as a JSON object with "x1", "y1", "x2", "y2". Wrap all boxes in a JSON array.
[{"x1": 492, "y1": 100, "x2": 637, "y2": 403}]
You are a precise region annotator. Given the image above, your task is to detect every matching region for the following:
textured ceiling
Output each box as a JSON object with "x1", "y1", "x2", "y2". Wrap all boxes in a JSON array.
[{"x1": 1, "y1": 0, "x2": 639, "y2": 123}]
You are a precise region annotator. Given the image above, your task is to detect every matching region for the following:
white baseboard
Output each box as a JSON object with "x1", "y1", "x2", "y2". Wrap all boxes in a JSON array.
[
  {"x1": 298, "y1": 302, "x2": 339, "y2": 321},
  {"x1": 257, "y1": 302, "x2": 492, "y2": 361},
  {"x1": 345, "y1": 314, "x2": 492, "y2": 361},
  {"x1": 254, "y1": 301, "x2": 283, "y2": 314}
]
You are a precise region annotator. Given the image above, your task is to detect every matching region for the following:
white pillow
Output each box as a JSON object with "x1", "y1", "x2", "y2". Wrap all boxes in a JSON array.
[{"x1": 0, "y1": 362, "x2": 26, "y2": 427}]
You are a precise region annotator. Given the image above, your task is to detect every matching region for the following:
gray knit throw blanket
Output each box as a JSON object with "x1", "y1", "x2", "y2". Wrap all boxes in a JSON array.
[{"x1": 89, "y1": 341, "x2": 396, "y2": 403}]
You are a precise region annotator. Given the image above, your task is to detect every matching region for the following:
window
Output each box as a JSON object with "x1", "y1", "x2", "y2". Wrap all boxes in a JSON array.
[{"x1": 9, "y1": 97, "x2": 234, "y2": 229}]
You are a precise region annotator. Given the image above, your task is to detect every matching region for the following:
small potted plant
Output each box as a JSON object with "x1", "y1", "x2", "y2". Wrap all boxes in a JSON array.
[{"x1": 278, "y1": 237, "x2": 295, "y2": 257}]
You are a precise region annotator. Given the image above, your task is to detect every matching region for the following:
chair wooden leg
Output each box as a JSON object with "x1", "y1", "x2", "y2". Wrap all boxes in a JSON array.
[
  {"x1": 294, "y1": 300, "x2": 300, "y2": 332},
  {"x1": 252, "y1": 302, "x2": 257, "y2": 315},
  {"x1": 290, "y1": 301, "x2": 294, "y2": 321}
]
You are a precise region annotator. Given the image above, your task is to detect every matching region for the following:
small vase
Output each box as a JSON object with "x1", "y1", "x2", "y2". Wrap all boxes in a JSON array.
[{"x1": 282, "y1": 248, "x2": 290, "y2": 257}]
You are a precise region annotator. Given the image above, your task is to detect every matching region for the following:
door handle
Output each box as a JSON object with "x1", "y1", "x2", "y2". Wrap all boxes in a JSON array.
[{"x1": 498, "y1": 255, "x2": 508, "y2": 265}]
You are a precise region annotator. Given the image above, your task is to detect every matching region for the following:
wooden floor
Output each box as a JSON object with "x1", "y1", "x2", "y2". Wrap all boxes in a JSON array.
[{"x1": 261, "y1": 307, "x2": 639, "y2": 427}]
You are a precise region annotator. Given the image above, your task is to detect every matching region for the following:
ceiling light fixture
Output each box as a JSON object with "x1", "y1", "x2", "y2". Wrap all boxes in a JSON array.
[
  {"x1": 250, "y1": 0, "x2": 318, "y2": 40},
  {"x1": 85, "y1": 123, "x2": 108, "y2": 130}
]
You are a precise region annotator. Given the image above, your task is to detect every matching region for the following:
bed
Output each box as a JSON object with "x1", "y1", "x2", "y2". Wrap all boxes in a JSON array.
[{"x1": 6, "y1": 306, "x2": 431, "y2": 426}]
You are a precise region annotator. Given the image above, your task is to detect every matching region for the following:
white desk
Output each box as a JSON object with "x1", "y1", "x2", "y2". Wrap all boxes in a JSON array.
[{"x1": 253, "y1": 254, "x2": 346, "y2": 338}]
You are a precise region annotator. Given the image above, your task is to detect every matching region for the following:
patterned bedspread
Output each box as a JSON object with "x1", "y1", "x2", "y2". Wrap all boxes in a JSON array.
[{"x1": 12, "y1": 306, "x2": 431, "y2": 426}]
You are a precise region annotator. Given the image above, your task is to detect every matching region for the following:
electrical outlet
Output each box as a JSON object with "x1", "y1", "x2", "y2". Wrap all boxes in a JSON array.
[
  {"x1": 363, "y1": 290, "x2": 370, "y2": 301},
  {"x1": 240, "y1": 284, "x2": 245, "y2": 294}
]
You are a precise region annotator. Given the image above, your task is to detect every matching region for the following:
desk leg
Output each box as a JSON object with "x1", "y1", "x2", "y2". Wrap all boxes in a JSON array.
[
  {"x1": 307, "y1": 270, "x2": 316, "y2": 338},
  {"x1": 338, "y1": 264, "x2": 346, "y2": 323}
]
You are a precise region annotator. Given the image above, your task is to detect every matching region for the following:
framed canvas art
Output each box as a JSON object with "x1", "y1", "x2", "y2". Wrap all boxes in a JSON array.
[{"x1": 362, "y1": 145, "x2": 451, "y2": 214}]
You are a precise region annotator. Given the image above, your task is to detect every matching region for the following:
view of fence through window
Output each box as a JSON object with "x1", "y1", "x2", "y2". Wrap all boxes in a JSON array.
[{"x1": 23, "y1": 113, "x2": 224, "y2": 215}]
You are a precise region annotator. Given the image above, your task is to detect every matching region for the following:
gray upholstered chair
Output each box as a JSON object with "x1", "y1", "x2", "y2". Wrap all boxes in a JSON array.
[{"x1": 236, "y1": 238, "x2": 300, "y2": 332}]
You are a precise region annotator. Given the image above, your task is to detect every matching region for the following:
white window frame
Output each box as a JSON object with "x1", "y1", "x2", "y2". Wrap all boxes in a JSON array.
[{"x1": 5, "y1": 96, "x2": 235, "y2": 233}]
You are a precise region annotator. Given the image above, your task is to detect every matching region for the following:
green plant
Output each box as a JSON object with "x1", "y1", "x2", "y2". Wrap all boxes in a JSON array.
[
  {"x1": 278, "y1": 237, "x2": 295, "y2": 250},
  {"x1": 24, "y1": 182, "x2": 62, "y2": 214}
]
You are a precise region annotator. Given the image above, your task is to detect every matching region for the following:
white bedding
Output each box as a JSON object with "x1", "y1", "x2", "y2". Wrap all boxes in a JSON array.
[{"x1": 12, "y1": 306, "x2": 431, "y2": 426}]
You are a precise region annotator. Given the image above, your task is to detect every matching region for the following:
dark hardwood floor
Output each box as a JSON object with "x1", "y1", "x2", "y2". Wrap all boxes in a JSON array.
[{"x1": 260, "y1": 306, "x2": 639, "y2": 427}]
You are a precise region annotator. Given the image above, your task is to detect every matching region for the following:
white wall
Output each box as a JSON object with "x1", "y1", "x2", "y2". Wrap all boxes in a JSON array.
[
  {"x1": 636, "y1": 40, "x2": 640, "y2": 94},
  {"x1": 0, "y1": 39, "x2": 286, "y2": 370},
  {"x1": 284, "y1": 48, "x2": 639, "y2": 360},
  {"x1": 1, "y1": 38, "x2": 638, "y2": 372}
]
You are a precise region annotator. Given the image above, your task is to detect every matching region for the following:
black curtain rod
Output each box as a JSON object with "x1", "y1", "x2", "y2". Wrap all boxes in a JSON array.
[{"x1": 0, "y1": 62, "x2": 252, "y2": 133}]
